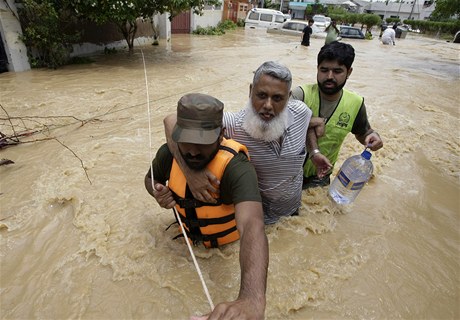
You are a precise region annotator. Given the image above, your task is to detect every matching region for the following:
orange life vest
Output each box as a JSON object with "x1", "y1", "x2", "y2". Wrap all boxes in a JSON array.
[{"x1": 169, "y1": 139, "x2": 249, "y2": 248}]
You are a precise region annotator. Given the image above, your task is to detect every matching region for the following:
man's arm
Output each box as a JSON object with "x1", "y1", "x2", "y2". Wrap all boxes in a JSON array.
[
  {"x1": 144, "y1": 174, "x2": 176, "y2": 209},
  {"x1": 206, "y1": 201, "x2": 268, "y2": 320},
  {"x1": 352, "y1": 102, "x2": 383, "y2": 151},
  {"x1": 164, "y1": 114, "x2": 219, "y2": 203},
  {"x1": 306, "y1": 127, "x2": 332, "y2": 178},
  {"x1": 356, "y1": 129, "x2": 383, "y2": 151}
]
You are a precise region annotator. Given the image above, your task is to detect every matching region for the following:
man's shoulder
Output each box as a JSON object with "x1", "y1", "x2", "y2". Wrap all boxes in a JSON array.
[
  {"x1": 288, "y1": 99, "x2": 312, "y2": 117},
  {"x1": 157, "y1": 143, "x2": 172, "y2": 156},
  {"x1": 223, "y1": 110, "x2": 245, "y2": 125},
  {"x1": 343, "y1": 88, "x2": 364, "y2": 100}
]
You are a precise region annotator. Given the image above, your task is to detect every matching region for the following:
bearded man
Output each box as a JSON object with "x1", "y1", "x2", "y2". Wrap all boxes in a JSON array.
[
  {"x1": 291, "y1": 41, "x2": 384, "y2": 189},
  {"x1": 164, "y1": 61, "x2": 314, "y2": 224}
]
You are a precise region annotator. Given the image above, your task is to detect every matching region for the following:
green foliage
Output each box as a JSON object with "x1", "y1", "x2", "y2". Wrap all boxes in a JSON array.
[
  {"x1": 360, "y1": 13, "x2": 381, "y2": 31},
  {"x1": 327, "y1": 6, "x2": 348, "y2": 16},
  {"x1": 236, "y1": 18, "x2": 245, "y2": 27},
  {"x1": 305, "y1": 0, "x2": 327, "y2": 16},
  {"x1": 263, "y1": 0, "x2": 279, "y2": 10},
  {"x1": 404, "y1": 19, "x2": 460, "y2": 34},
  {"x1": 71, "y1": 0, "x2": 220, "y2": 50},
  {"x1": 217, "y1": 19, "x2": 237, "y2": 30},
  {"x1": 192, "y1": 19, "x2": 237, "y2": 35},
  {"x1": 386, "y1": 17, "x2": 401, "y2": 24},
  {"x1": 18, "y1": 0, "x2": 80, "y2": 69},
  {"x1": 430, "y1": 0, "x2": 460, "y2": 20},
  {"x1": 193, "y1": 26, "x2": 225, "y2": 35},
  {"x1": 328, "y1": 11, "x2": 381, "y2": 29}
]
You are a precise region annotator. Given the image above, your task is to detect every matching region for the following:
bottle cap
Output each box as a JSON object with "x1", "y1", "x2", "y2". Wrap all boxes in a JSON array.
[{"x1": 361, "y1": 150, "x2": 372, "y2": 160}]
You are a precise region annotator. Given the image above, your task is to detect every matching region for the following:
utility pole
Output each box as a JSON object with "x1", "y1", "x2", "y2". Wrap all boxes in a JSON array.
[
  {"x1": 396, "y1": 0, "x2": 403, "y2": 19},
  {"x1": 408, "y1": 0, "x2": 416, "y2": 19}
]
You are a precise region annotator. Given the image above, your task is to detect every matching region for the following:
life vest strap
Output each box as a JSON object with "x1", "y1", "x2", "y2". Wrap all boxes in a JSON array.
[
  {"x1": 173, "y1": 225, "x2": 238, "y2": 248},
  {"x1": 172, "y1": 193, "x2": 222, "y2": 208},
  {"x1": 184, "y1": 213, "x2": 235, "y2": 228}
]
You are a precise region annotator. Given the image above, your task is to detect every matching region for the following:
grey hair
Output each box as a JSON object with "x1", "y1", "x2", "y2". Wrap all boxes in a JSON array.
[{"x1": 252, "y1": 61, "x2": 292, "y2": 90}]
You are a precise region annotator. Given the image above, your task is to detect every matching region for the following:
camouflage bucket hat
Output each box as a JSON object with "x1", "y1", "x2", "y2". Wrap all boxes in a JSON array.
[{"x1": 172, "y1": 93, "x2": 224, "y2": 144}]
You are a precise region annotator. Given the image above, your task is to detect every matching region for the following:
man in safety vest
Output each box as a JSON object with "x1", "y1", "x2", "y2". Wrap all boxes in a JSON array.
[
  {"x1": 291, "y1": 41, "x2": 384, "y2": 189},
  {"x1": 144, "y1": 93, "x2": 268, "y2": 320}
]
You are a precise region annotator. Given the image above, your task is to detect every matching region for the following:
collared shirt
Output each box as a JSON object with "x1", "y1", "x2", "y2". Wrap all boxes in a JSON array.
[{"x1": 223, "y1": 99, "x2": 311, "y2": 224}]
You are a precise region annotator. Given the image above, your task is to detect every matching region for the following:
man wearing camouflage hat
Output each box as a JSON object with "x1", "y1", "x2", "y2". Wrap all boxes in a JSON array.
[{"x1": 145, "y1": 93, "x2": 268, "y2": 320}]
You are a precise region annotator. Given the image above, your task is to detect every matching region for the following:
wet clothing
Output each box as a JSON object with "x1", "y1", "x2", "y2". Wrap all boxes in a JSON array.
[
  {"x1": 301, "y1": 25, "x2": 313, "y2": 46},
  {"x1": 148, "y1": 141, "x2": 261, "y2": 247},
  {"x1": 325, "y1": 26, "x2": 339, "y2": 44},
  {"x1": 223, "y1": 100, "x2": 311, "y2": 224},
  {"x1": 381, "y1": 28, "x2": 396, "y2": 45},
  {"x1": 292, "y1": 84, "x2": 371, "y2": 186}
]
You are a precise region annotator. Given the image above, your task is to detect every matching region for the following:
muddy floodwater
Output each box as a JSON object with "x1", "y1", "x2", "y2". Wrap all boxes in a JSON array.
[{"x1": 1, "y1": 28, "x2": 459, "y2": 319}]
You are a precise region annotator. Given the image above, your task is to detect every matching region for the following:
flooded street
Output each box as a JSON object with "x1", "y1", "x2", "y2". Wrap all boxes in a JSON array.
[{"x1": 1, "y1": 28, "x2": 459, "y2": 319}]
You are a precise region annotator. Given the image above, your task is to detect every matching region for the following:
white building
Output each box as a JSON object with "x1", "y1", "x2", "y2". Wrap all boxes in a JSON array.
[{"x1": 278, "y1": 0, "x2": 435, "y2": 21}]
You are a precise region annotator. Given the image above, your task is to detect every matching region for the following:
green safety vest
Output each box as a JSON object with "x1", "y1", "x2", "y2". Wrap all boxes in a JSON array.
[{"x1": 301, "y1": 84, "x2": 363, "y2": 178}]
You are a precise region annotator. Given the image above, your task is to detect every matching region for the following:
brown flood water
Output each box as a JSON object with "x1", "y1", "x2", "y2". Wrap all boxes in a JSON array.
[{"x1": 1, "y1": 29, "x2": 459, "y2": 319}]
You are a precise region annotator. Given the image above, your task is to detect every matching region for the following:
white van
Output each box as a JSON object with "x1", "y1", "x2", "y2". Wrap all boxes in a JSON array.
[{"x1": 244, "y1": 8, "x2": 287, "y2": 29}]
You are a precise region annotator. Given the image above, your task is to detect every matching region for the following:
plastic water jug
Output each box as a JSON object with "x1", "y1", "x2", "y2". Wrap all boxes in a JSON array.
[{"x1": 328, "y1": 149, "x2": 373, "y2": 204}]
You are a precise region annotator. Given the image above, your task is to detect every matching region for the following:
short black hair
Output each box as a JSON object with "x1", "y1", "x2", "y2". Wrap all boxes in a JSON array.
[{"x1": 317, "y1": 41, "x2": 355, "y2": 70}]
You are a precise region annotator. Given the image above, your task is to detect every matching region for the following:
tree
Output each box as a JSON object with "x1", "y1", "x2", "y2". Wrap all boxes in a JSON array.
[
  {"x1": 18, "y1": 0, "x2": 81, "y2": 68},
  {"x1": 71, "y1": 0, "x2": 219, "y2": 51},
  {"x1": 431, "y1": 0, "x2": 460, "y2": 20},
  {"x1": 360, "y1": 13, "x2": 381, "y2": 32}
]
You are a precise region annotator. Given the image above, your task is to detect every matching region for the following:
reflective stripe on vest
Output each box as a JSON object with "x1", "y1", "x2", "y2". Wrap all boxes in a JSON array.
[
  {"x1": 301, "y1": 84, "x2": 363, "y2": 177},
  {"x1": 169, "y1": 138, "x2": 249, "y2": 248}
]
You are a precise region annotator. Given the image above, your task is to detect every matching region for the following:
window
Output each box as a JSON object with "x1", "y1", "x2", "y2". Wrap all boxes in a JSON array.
[
  {"x1": 260, "y1": 13, "x2": 273, "y2": 22},
  {"x1": 248, "y1": 12, "x2": 260, "y2": 20},
  {"x1": 284, "y1": 23, "x2": 296, "y2": 30},
  {"x1": 275, "y1": 15, "x2": 285, "y2": 23},
  {"x1": 294, "y1": 23, "x2": 304, "y2": 31}
]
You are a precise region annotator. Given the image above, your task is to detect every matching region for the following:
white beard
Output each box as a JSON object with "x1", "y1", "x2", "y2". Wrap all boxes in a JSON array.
[{"x1": 242, "y1": 101, "x2": 289, "y2": 142}]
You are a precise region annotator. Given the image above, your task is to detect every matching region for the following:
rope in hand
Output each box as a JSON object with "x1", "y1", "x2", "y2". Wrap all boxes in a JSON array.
[{"x1": 139, "y1": 43, "x2": 215, "y2": 312}]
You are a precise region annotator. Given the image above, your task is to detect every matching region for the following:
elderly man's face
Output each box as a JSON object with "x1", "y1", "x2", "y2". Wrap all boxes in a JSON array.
[{"x1": 250, "y1": 74, "x2": 290, "y2": 122}]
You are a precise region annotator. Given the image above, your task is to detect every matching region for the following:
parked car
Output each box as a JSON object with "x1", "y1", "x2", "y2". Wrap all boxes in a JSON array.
[
  {"x1": 339, "y1": 26, "x2": 365, "y2": 39},
  {"x1": 267, "y1": 20, "x2": 327, "y2": 39},
  {"x1": 312, "y1": 15, "x2": 330, "y2": 31},
  {"x1": 244, "y1": 8, "x2": 287, "y2": 30}
]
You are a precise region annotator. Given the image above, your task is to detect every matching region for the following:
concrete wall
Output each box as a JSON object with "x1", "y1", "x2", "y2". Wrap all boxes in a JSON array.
[
  {"x1": 71, "y1": 18, "x2": 160, "y2": 57},
  {"x1": 191, "y1": 9, "x2": 224, "y2": 30},
  {"x1": 0, "y1": 0, "x2": 30, "y2": 72}
]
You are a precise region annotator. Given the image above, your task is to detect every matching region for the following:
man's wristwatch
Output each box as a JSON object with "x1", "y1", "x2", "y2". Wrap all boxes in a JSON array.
[{"x1": 309, "y1": 149, "x2": 321, "y2": 159}]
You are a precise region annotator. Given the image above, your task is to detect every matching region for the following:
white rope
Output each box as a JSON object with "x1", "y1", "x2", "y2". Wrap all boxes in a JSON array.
[{"x1": 139, "y1": 45, "x2": 214, "y2": 312}]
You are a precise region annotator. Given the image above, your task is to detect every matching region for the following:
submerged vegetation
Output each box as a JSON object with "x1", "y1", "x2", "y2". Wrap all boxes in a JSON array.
[{"x1": 192, "y1": 19, "x2": 238, "y2": 35}]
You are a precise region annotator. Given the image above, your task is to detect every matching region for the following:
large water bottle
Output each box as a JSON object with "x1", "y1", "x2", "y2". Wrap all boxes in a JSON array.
[{"x1": 328, "y1": 149, "x2": 374, "y2": 205}]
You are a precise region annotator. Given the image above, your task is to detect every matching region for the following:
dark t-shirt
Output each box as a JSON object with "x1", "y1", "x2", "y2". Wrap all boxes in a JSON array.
[
  {"x1": 302, "y1": 26, "x2": 312, "y2": 35},
  {"x1": 148, "y1": 143, "x2": 262, "y2": 205}
]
